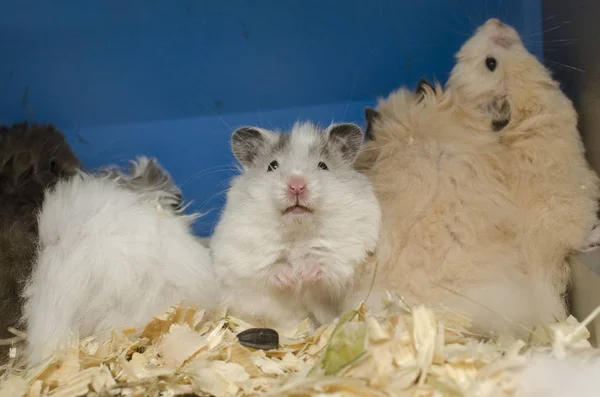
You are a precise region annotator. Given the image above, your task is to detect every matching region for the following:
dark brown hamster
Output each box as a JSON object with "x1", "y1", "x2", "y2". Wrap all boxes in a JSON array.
[{"x1": 0, "y1": 122, "x2": 81, "y2": 364}]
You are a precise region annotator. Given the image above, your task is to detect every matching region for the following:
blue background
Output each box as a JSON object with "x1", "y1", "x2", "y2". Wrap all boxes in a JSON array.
[{"x1": 0, "y1": 0, "x2": 542, "y2": 236}]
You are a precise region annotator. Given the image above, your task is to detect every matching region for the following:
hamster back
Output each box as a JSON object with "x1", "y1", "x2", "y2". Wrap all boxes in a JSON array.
[
  {"x1": 98, "y1": 156, "x2": 183, "y2": 210},
  {"x1": 22, "y1": 167, "x2": 217, "y2": 364},
  {"x1": 0, "y1": 122, "x2": 81, "y2": 363}
]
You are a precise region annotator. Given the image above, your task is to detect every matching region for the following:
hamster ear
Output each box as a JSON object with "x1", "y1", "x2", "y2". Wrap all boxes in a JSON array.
[
  {"x1": 231, "y1": 126, "x2": 271, "y2": 168},
  {"x1": 416, "y1": 78, "x2": 434, "y2": 95},
  {"x1": 325, "y1": 123, "x2": 364, "y2": 164},
  {"x1": 364, "y1": 107, "x2": 380, "y2": 141},
  {"x1": 416, "y1": 78, "x2": 434, "y2": 103}
]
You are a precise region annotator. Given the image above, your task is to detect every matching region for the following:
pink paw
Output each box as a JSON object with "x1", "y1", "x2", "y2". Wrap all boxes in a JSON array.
[
  {"x1": 298, "y1": 263, "x2": 323, "y2": 283},
  {"x1": 268, "y1": 265, "x2": 297, "y2": 290}
]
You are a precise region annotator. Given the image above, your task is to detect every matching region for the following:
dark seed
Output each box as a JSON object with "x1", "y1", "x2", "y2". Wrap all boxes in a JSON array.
[{"x1": 237, "y1": 328, "x2": 280, "y2": 350}]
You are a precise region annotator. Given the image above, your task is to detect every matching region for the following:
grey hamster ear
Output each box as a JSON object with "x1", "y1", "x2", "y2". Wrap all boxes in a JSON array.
[
  {"x1": 231, "y1": 127, "x2": 270, "y2": 168},
  {"x1": 364, "y1": 107, "x2": 380, "y2": 141},
  {"x1": 416, "y1": 78, "x2": 434, "y2": 103},
  {"x1": 325, "y1": 123, "x2": 364, "y2": 164},
  {"x1": 416, "y1": 78, "x2": 434, "y2": 95}
]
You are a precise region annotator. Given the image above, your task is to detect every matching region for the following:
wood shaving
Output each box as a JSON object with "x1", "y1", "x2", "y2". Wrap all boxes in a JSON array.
[{"x1": 0, "y1": 299, "x2": 598, "y2": 397}]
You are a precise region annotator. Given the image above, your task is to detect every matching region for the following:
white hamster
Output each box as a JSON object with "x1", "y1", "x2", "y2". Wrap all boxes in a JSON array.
[
  {"x1": 210, "y1": 121, "x2": 381, "y2": 330},
  {"x1": 22, "y1": 159, "x2": 218, "y2": 364}
]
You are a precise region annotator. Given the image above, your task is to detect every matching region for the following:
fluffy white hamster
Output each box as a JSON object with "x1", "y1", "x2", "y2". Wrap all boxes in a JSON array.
[
  {"x1": 22, "y1": 160, "x2": 218, "y2": 364},
  {"x1": 210, "y1": 121, "x2": 381, "y2": 330}
]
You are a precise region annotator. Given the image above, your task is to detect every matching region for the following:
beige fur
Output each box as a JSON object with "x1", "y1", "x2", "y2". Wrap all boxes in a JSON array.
[
  {"x1": 349, "y1": 19, "x2": 600, "y2": 339},
  {"x1": 447, "y1": 18, "x2": 600, "y2": 320}
]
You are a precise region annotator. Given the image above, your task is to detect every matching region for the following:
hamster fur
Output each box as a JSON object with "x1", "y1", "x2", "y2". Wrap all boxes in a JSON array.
[
  {"x1": 350, "y1": 83, "x2": 532, "y2": 337},
  {"x1": 351, "y1": 18, "x2": 599, "y2": 338},
  {"x1": 22, "y1": 168, "x2": 217, "y2": 364},
  {"x1": 0, "y1": 122, "x2": 81, "y2": 364},
  {"x1": 210, "y1": 121, "x2": 380, "y2": 330},
  {"x1": 446, "y1": 18, "x2": 600, "y2": 319},
  {"x1": 99, "y1": 156, "x2": 183, "y2": 210},
  {"x1": 516, "y1": 354, "x2": 600, "y2": 397}
]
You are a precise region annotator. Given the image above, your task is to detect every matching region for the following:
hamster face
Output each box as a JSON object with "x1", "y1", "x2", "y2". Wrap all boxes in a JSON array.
[
  {"x1": 447, "y1": 18, "x2": 555, "y2": 130},
  {"x1": 230, "y1": 121, "x2": 365, "y2": 227}
]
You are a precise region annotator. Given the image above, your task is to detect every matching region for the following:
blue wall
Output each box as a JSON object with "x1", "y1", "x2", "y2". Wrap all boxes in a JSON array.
[{"x1": 0, "y1": 0, "x2": 542, "y2": 236}]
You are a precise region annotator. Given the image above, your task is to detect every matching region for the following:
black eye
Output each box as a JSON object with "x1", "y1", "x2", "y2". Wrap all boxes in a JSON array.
[
  {"x1": 49, "y1": 159, "x2": 59, "y2": 174},
  {"x1": 318, "y1": 161, "x2": 328, "y2": 170},
  {"x1": 485, "y1": 56, "x2": 497, "y2": 71},
  {"x1": 267, "y1": 160, "x2": 279, "y2": 172}
]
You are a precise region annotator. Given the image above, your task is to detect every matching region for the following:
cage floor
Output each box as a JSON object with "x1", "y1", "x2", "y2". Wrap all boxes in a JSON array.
[{"x1": 0, "y1": 297, "x2": 597, "y2": 397}]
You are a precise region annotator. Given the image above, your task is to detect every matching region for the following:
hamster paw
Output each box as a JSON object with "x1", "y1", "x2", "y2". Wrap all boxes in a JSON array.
[
  {"x1": 579, "y1": 221, "x2": 600, "y2": 253},
  {"x1": 298, "y1": 263, "x2": 323, "y2": 283},
  {"x1": 268, "y1": 265, "x2": 297, "y2": 290}
]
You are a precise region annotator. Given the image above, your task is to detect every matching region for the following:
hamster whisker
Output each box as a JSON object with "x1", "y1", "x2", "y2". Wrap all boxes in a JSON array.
[
  {"x1": 450, "y1": 9, "x2": 470, "y2": 32},
  {"x1": 203, "y1": 103, "x2": 233, "y2": 132},
  {"x1": 197, "y1": 187, "x2": 231, "y2": 211},
  {"x1": 179, "y1": 166, "x2": 240, "y2": 187},
  {"x1": 543, "y1": 20, "x2": 573, "y2": 34},
  {"x1": 544, "y1": 59, "x2": 586, "y2": 73},
  {"x1": 462, "y1": 5, "x2": 477, "y2": 30}
]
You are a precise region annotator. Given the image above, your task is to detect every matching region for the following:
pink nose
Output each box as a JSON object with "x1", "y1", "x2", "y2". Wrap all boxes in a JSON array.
[
  {"x1": 489, "y1": 18, "x2": 505, "y2": 27},
  {"x1": 287, "y1": 175, "x2": 307, "y2": 196}
]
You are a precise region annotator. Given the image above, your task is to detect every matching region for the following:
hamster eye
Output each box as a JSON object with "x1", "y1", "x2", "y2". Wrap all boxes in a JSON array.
[
  {"x1": 49, "y1": 159, "x2": 59, "y2": 174},
  {"x1": 318, "y1": 161, "x2": 328, "y2": 170},
  {"x1": 485, "y1": 56, "x2": 497, "y2": 71},
  {"x1": 267, "y1": 160, "x2": 279, "y2": 172}
]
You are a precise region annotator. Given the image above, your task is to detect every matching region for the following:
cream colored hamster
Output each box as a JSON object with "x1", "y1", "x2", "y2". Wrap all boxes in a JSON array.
[
  {"x1": 349, "y1": 80, "x2": 529, "y2": 337},
  {"x1": 22, "y1": 159, "x2": 218, "y2": 364},
  {"x1": 347, "y1": 19, "x2": 596, "y2": 338},
  {"x1": 210, "y1": 121, "x2": 380, "y2": 330},
  {"x1": 446, "y1": 18, "x2": 600, "y2": 319}
]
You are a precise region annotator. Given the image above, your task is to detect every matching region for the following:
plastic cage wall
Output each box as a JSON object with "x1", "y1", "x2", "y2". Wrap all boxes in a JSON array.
[{"x1": 0, "y1": 0, "x2": 542, "y2": 237}]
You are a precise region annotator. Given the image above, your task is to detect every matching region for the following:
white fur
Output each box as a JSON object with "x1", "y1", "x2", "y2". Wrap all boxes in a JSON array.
[
  {"x1": 210, "y1": 121, "x2": 381, "y2": 330},
  {"x1": 518, "y1": 354, "x2": 600, "y2": 397},
  {"x1": 22, "y1": 173, "x2": 218, "y2": 364}
]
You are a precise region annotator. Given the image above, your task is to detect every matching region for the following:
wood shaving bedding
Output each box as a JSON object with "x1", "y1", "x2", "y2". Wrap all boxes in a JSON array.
[{"x1": 0, "y1": 297, "x2": 598, "y2": 397}]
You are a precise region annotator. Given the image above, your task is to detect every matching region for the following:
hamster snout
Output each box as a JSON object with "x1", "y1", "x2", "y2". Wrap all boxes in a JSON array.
[
  {"x1": 488, "y1": 18, "x2": 505, "y2": 28},
  {"x1": 282, "y1": 174, "x2": 313, "y2": 215},
  {"x1": 481, "y1": 18, "x2": 520, "y2": 49},
  {"x1": 287, "y1": 175, "x2": 307, "y2": 200}
]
